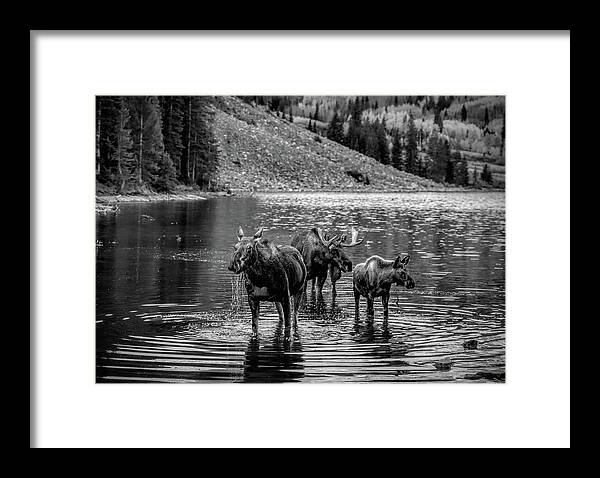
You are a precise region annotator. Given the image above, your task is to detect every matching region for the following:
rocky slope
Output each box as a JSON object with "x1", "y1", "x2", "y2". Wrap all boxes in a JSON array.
[{"x1": 211, "y1": 97, "x2": 448, "y2": 192}]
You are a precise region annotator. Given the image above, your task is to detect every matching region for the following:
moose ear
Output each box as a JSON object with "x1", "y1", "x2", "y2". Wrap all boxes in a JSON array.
[
  {"x1": 253, "y1": 227, "x2": 264, "y2": 239},
  {"x1": 237, "y1": 227, "x2": 244, "y2": 241},
  {"x1": 401, "y1": 255, "x2": 411, "y2": 266},
  {"x1": 393, "y1": 256, "x2": 403, "y2": 268}
]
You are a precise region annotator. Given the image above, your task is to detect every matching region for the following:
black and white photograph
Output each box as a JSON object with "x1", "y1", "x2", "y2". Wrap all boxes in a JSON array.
[
  {"x1": 32, "y1": 30, "x2": 570, "y2": 448},
  {"x1": 95, "y1": 95, "x2": 505, "y2": 383}
]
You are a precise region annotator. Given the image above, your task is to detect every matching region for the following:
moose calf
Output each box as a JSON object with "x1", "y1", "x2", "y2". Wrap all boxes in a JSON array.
[{"x1": 353, "y1": 255, "x2": 415, "y2": 320}]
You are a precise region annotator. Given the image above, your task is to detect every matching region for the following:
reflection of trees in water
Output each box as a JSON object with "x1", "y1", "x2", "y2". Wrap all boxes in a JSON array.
[
  {"x1": 242, "y1": 319, "x2": 305, "y2": 383},
  {"x1": 97, "y1": 206, "x2": 161, "y2": 317},
  {"x1": 98, "y1": 196, "x2": 504, "y2": 383}
]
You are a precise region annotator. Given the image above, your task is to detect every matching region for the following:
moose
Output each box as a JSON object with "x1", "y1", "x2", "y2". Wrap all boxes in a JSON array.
[
  {"x1": 291, "y1": 226, "x2": 364, "y2": 300},
  {"x1": 353, "y1": 254, "x2": 415, "y2": 320},
  {"x1": 327, "y1": 228, "x2": 363, "y2": 297},
  {"x1": 228, "y1": 227, "x2": 307, "y2": 339}
]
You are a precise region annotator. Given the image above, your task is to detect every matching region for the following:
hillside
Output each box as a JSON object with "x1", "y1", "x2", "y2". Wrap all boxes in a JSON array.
[
  {"x1": 243, "y1": 95, "x2": 506, "y2": 164},
  {"x1": 211, "y1": 96, "x2": 446, "y2": 192}
]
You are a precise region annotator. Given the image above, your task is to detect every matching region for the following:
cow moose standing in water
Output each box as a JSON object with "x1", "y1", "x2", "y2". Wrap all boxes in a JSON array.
[
  {"x1": 291, "y1": 226, "x2": 364, "y2": 300},
  {"x1": 228, "y1": 227, "x2": 307, "y2": 339},
  {"x1": 353, "y1": 255, "x2": 415, "y2": 320}
]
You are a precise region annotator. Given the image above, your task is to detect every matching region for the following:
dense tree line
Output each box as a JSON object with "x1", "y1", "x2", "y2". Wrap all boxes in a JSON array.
[
  {"x1": 254, "y1": 95, "x2": 505, "y2": 162},
  {"x1": 96, "y1": 96, "x2": 218, "y2": 193},
  {"x1": 249, "y1": 95, "x2": 504, "y2": 128},
  {"x1": 321, "y1": 97, "x2": 478, "y2": 187}
]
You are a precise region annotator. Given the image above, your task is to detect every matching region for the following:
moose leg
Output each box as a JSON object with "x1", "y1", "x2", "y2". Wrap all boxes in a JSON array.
[
  {"x1": 308, "y1": 277, "x2": 317, "y2": 303},
  {"x1": 354, "y1": 288, "x2": 361, "y2": 320},
  {"x1": 381, "y1": 292, "x2": 390, "y2": 320},
  {"x1": 275, "y1": 302, "x2": 285, "y2": 323},
  {"x1": 281, "y1": 294, "x2": 292, "y2": 341},
  {"x1": 329, "y1": 265, "x2": 337, "y2": 298},
  {"x1": 366, "y1": 298, "x2": 375, "y2": 319},
  {"x1": 292, "y1": 290, "x2": 303, "y2": 331},
  {"x1": 249, "y1": 298, "x2": 260, "y2": 337},
  {"x1": 316, "y1": 274, "x2": 327, "y2": 301},
  {"x1": 304, "y1": 278, "x2": 313, "y2": 306}
]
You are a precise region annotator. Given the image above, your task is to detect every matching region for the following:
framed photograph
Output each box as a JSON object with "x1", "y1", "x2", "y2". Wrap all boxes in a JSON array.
[
  {"x1": 32, "y1": 31, "x2": 570, "y2": 448},
  {"x1": 95, "y1": 94, "x2": 506, "y2": 385}
]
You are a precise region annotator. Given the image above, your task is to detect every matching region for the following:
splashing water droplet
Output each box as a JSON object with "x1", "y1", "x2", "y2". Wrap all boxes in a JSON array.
[{"x1": 230, "y1": 273, "x2": 245, "y2": 316}]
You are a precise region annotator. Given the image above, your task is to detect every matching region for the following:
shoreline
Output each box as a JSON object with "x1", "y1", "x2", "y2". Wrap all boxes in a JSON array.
[
  {"x1": 96, "y1": 188, "x2": 504, "y2": 212},
  {"x1": 97, "y1": 186, "x2": 504, "y2": 207},
  {"x1": 96, "y1": 188, "x2": 505, "y2": 212},
  {"x1": 97, "y1": 191, "x2": 217, "y2": 204}
]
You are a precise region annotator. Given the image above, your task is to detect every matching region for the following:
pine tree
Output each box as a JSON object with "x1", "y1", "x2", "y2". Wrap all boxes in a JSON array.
[
  {"x1": 484, "y1": 106, "x2": 490, "y2": 126},
  {"x1": 427, "y1": 128, "x2": 441, "y2": 180},
  {"x1": 391, "y1": 132, "x2": 403, "y2": 170},
  {"x1": 113, "y1": 99, "x2": 135, "y2": 192},
  {"x1": 454, "y1": 160, "x2": 469, "y2": 186},
  {"x1": 444, "y1": 145, "x2": 455, "y2": 184},
  {"x1": 480, "y1": 163, "x2": 493, "y2": 184},
  {"x1": 501, "y1": 121, "x2": 506, "y2": 157},
  {"x1": 161, "y1": 96, "x2": 185, "y2": 178},
  {"x1": 186, "y1": 97, "x2": 218, "y2": 189},
  {"x1": 345, "y1": 97, "x2": 363, "y2": 150},
  {"x1": 405, "y1": 113, "x2": 418, "y2": 174},
  {"x1": 427, "y1": 129, "x2": 451, "y2": 183},
  {"x1": 376, "y1": 119, "x2": 389, "y2": 164},
  {"x1": 96, "y1": 97, "x2": 121, "y2": 184},
  {"x1": 308, "y1": 119, "x2": 313, "y2": 132},
  {"x1": 434, "y1": 108, "x2": 444, "y2": 134},
  {"x1": 461, "y1": 104, "x2": 468, "y2": 122},
  {"x1": 128, "y1": 96, "x2": 175, "y2": 190},
  {"x1": 181, "y1": 97, "x2": 192, "y2": 183},
  {"x1": 326, "y1": 111, "x2": 344, "y2": 143}
]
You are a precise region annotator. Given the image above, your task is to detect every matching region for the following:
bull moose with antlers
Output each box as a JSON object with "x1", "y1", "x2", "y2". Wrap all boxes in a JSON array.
[
  {"x1": 228, "y1": 227, "x2": 307, "y2": 339},
  {"x1": 291, "y1": 226, "x2": 364, "y2": 299}
]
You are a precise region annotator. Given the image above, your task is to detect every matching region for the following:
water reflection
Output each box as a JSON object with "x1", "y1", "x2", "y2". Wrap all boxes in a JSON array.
[
  {"x1": 243, "y1": 322, "x2": 305, "y2": 382},
  {"x1": 352, "y1": 317, "x2": 392, "y2": 344},
  {"x1": 96, "y1": 192, "x2": 505, "y2": 383}
]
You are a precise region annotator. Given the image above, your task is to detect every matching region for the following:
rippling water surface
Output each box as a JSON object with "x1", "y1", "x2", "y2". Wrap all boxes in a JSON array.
[{"x1": 96, "y1": 192, "x2": 505, "y2": 383}]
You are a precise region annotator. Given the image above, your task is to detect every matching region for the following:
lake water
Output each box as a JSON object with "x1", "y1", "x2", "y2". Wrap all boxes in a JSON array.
[{"x1": 96, "y1": 192, "x2": 505, "y2": 383}]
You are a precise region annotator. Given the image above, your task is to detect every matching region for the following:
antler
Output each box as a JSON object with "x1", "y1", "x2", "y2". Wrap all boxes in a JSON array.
[
  {"x1": 316, "y1": 228, "x2": 339, "y2": 248},
  {"x1": 339, "y1": 226, "x2": 364, "y2": 247}
]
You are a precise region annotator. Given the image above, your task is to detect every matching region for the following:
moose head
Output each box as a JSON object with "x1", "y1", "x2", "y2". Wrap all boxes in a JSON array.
[
  {"x1": 391, "y1": 254, "x2": 415, "y2": 289},
  {"x1": 228, "y1": 226, "x2": 264, "y2": 274},
  {"x1": 316, "y1": 226, "x2": 364, "y2": 273}
]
